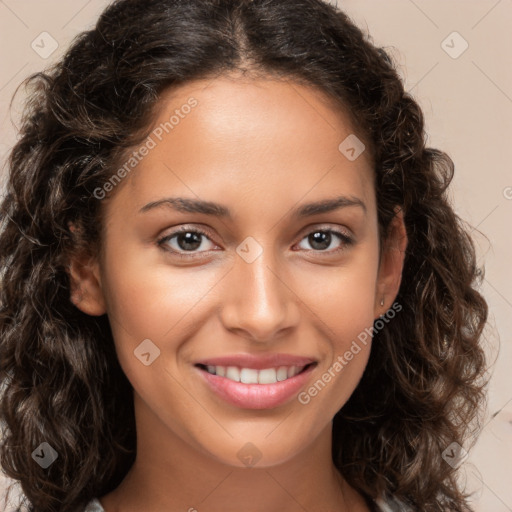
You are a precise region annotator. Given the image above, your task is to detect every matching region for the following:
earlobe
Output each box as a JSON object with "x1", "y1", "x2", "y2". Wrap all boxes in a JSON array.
[{"x1": 374, "y1": 207, "x2": 408, "y2": 317}]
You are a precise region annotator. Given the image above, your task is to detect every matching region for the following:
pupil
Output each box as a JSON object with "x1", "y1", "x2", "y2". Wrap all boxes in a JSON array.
[
  {"x1": 178, "y1": 232, "x2": 201, "y2": 251},
  {"x1": 309, "y1": 231, "x2": 330, "y2": 250}
]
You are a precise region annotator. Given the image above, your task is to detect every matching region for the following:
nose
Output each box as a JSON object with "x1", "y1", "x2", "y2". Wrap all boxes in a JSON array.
[{"x1": 219, "y1": 243, "x2": 301, "y2": 343}]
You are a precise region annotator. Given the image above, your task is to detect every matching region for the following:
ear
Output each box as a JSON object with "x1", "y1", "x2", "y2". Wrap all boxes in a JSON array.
[
  {"x1": 67, "y1": 223, "x2": 107, "y2": 316},
  {"x1": 374, "y1": 206, "x2": 408, "y2": 318}
]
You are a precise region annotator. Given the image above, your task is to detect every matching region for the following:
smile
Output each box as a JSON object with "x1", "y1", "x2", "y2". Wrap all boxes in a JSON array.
[
  {"x1": 197, "y1": 363, "x2": 312, "y2": 384},
  {"x1": 194, "y1": 361, "x2": 317, "y2": 410}
]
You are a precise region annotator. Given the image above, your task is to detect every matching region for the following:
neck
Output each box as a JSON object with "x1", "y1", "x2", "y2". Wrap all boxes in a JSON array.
[{"x1": 99, "y1": 392, "x2": 370, "y2": 512}]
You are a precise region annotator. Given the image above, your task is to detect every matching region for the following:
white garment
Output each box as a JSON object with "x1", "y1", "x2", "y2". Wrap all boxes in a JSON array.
[
  {"x1": 84, "y1": 498, "x2": 105, "y2": 512},
  {"x1": 375, "y1": 494, "x2": 412, "y2": 511}
]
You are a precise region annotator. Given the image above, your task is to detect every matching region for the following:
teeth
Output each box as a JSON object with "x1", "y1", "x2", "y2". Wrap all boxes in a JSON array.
[
  {"x1": 276, "y1": 366, "x2": 288, "y2": 381},
  {"x1": 287, "y1": 365, "x2": 298, "y2": 379},
  {"x1": 258, "y1": 368, "x2": 278, "y2": 384},
  {"x1": 203, "y1": 364, "x2": 308, "y2": 383},
  {"x1": 240, "y1": 368, "x2": 259, "y2": 384},
  {"x1": 225, "y1": 366, "x2": 240, "y2": 382}
]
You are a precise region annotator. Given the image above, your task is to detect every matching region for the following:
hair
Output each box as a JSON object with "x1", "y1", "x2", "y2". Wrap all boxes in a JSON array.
[{"x1": 0, "y1": 0, "x2": 489, "y2": 511}]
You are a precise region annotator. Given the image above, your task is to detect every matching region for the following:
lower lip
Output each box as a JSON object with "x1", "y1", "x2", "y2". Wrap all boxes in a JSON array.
[{"x1": 195, "y1": 364, "x2": 316, "y2": 410}]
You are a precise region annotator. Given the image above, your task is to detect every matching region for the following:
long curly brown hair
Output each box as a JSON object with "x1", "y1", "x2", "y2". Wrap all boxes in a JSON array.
[{"x1": 0, "y1": 0, "x2": 489, "y2": 511}]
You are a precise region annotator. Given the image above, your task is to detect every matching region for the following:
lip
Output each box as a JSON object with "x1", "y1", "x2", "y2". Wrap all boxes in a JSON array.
[
  {"x1": 194, "y1": 353, "x2": 317, "y2": 370},
  {"x1": 195, "y1": 362, "x2": 317, "y2": 410}
]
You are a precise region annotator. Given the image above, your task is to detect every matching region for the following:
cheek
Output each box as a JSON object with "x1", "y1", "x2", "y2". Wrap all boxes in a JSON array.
[
  {"x1": 99, "y1": 242, "x2": 228, "y2": 381},
  {"x1": 100, "y1": 231, "x2": 220, "y2": 332},
  {"x1": 298, "y1": 287, "x2": 374, "y2": 427},
  {"x1": 295, "y1": 249, "x2": 378, "y2": 416},
  {"x1": 297, "y1": 243, "x2": 379, "y2": 331},
  {"x1": 326, "y1": 266, "x2": 377, "y2": 353}
]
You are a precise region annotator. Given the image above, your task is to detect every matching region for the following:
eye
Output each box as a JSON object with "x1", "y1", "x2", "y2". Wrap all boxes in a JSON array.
[
  {"x1": 295, "y1": 228, "x2": 353, "y2": 254},
  {"x1": 157, "y1": 227, "x2": 218, "y2": 258},
  {"x1": 157, "y1": 225, "x2": 354, "y2": 260}
]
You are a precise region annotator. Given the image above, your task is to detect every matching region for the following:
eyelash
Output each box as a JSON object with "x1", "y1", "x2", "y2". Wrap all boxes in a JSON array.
[{"x1": 156, "y1": 225, "x2": 354, "y2": 260}]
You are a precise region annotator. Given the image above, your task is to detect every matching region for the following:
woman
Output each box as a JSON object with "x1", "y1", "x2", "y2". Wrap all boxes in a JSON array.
[{"x1": 0, "y1": 0, "x2": 488, "y2": 511}]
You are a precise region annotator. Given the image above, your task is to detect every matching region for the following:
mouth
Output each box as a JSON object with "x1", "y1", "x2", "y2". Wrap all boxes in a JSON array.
[
  {"x1": 194, "y1": 360, "x2": 318, "y2": 410},
  {"x1": 195, "y1": 362, "x2": 316, "y2": 384}
]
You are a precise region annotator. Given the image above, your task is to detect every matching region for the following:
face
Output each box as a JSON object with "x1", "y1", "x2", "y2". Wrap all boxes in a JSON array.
[{"x1": 70, "y1": 74, "x2": 406, "y2": 468}]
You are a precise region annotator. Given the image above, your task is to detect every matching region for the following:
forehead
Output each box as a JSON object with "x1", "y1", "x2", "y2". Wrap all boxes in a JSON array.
[{"x1": 111, "y1": 75, "x2": 375, "y2": 217}]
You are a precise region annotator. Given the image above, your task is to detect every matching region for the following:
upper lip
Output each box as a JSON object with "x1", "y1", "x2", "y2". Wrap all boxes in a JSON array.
[{"x1": 194, "y1": 353, "x2": 317, "y2": 370}]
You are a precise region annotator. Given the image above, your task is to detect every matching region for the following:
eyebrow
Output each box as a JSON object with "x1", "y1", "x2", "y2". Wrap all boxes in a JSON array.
[{"x1": 138, "y1": 195, "x2": 367, "y2": 218}]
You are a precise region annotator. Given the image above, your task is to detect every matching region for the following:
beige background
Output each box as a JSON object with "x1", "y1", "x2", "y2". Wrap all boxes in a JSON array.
[{"x1": 0, "y1": 1, "x2": 511, "y2": 510}]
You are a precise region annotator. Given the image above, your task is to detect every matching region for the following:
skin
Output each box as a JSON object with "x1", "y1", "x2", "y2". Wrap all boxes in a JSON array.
[{"x1": 69, "y1": 73, "x2": 407, "y2": 512}]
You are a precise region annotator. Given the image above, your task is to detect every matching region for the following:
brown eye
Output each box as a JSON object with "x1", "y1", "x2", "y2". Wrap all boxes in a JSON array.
[
  {"x1": 173, "y1": 232, "x2": 203, "y2": 251},
  {"x1": 157, "y1": 227, "x2": 218, "y2": 257},
  {"x1": 296, "y1": 229, "x2": 353, "y2": 253}
]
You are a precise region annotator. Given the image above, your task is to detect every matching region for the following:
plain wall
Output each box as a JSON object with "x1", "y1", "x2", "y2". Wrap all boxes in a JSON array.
[{"x1": 0, "y1": 1, "x2": 511, "y2": 510}]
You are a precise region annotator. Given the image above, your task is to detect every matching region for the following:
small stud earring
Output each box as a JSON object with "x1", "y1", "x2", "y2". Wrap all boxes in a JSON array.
[
  {"x1": 380, "y1": 298, "x2": 384, "y2": 307},
  {"x1": 73, "y1": 287, "x2": 84, "y2": 305}
]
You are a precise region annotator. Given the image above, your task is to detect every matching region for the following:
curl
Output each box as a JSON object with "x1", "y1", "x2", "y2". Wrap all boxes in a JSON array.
[{"x1": 1, "y1": 1, "x2": 488, "y2": 510}]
